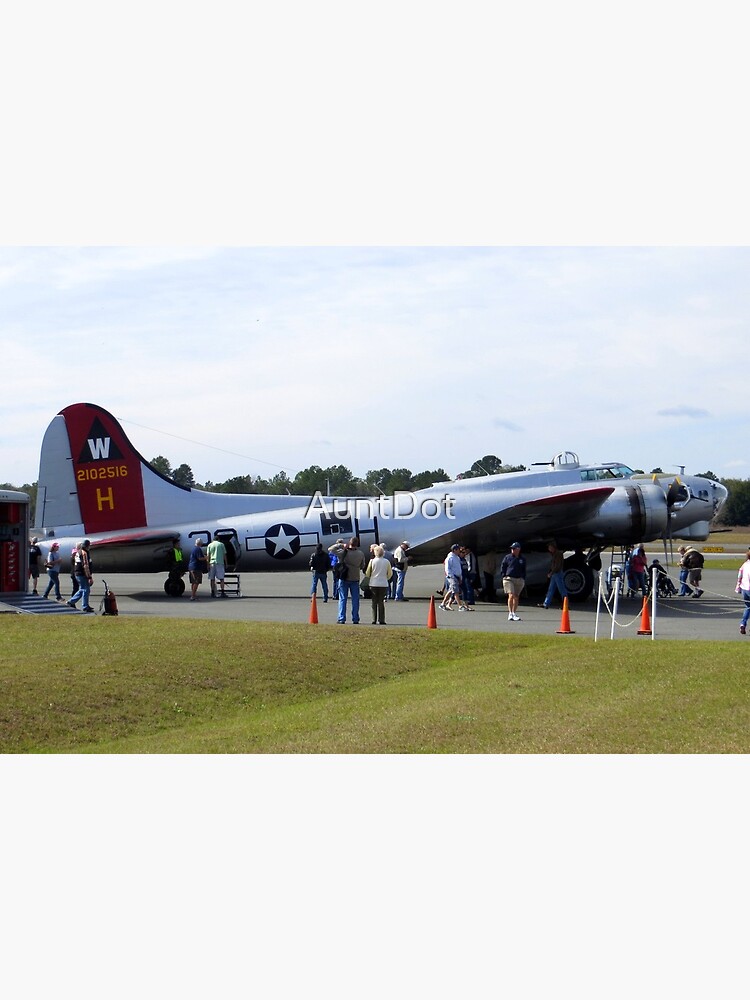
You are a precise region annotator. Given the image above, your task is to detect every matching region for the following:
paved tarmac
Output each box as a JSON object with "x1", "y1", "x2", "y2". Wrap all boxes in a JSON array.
[{"x1": 9, "y1": 564, "x2": 747, "y2": 641}]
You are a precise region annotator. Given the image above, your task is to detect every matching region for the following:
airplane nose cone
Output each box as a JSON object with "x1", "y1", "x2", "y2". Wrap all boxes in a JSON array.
[{"x1": 712, "y1": 481, "x2": 729, "y2": 515}]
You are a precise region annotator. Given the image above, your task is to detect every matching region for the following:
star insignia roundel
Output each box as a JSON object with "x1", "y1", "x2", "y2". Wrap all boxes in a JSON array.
[{"x1": 264, "y1": 523, "x2": 301, "y2": 559}]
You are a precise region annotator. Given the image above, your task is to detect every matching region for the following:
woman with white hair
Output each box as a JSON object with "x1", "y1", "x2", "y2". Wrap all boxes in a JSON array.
[
  {"x1": 188, "y1": 538, "x2": 209, "y2": 601},
  {"x1": 365, "y1": 544, "x2": 392, "y2": 625}
]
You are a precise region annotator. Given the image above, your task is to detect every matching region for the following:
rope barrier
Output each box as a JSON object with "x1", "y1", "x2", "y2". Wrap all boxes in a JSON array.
[
  {"x1": 595, "y1": 571, "x2": 745, "y2": 639},
  {"x1": 641, "y1": 586, "x2": 743, "y2": 620},
  {"x1": 599, "y1": 588, "x2": 643, "y2": 630}
]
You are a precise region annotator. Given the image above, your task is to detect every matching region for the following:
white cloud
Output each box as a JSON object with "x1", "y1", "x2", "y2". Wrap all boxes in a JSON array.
[
  {"x1": 2, "y1": 247, "x2": 750, "y2": 487},
  {"x1": 658, "y1": 407, "x2": 711, "y2": 419}
]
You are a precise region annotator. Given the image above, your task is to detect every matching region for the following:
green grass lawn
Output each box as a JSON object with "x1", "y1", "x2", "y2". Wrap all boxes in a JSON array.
[
  {"x1": 2, "y1": 616, "x2": 749, "y2": 753},
  {"x1": 700, "y1": 559, "x2": 745, "y2": 571}
]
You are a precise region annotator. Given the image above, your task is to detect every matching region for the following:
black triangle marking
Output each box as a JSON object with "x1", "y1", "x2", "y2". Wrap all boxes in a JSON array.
[{"x1": 77, "y1": 417, "x2": 124, "y2": 463}]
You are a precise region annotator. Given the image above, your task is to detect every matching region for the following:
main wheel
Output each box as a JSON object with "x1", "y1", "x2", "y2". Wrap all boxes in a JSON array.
[
  {"x1": 562, "y1": 559, "x2": 594, "y2": 602},
  {"x1": 164, "y1": 576, "x2": 186, "y2": 597}
]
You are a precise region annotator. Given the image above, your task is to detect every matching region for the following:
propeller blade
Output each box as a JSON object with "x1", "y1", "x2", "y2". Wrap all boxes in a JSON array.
[
  {"x1": 666, "y1": 477, "x2": 688, "y2": 508},
  {"x1": 660, "y1": 522, "x2": 675, "y2": 567},
  {"x1": 659, "y1": 477, "x2": 683, "y2": 566}
]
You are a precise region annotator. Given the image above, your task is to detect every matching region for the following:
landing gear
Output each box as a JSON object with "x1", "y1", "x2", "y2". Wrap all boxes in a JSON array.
[
  {"x1": 562, "y1": 558, "x2": 595, "y2": 602},
  {"x1": 164, "y1": 575, "x2": 185, "y2": 597}
]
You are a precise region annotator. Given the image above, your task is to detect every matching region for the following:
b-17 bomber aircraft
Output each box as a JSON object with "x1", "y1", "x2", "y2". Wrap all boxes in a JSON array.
[{"x1": 32, "y1": 402, "x2": 728, "y2": 600}]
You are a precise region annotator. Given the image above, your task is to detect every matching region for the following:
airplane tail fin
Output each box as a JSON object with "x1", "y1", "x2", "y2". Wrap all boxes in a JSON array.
[
  {"x1": 37, "y1": 401, "x2": 314, "y2": 537},
  {"x1": 37, "y1": 402, "x2": 150, "y2": 535}
]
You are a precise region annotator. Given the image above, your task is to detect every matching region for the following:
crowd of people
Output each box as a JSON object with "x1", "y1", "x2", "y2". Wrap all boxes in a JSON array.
[
  {"x1": 31, "y1": 532, "x2": 750, "y2": 636},
  {"x1": 317, "y1": 537, "x2": 411, "y2": 625},
  {"x1": 35, "y1": 536, "x2": 96, "y2": 612},
  {"x1": 303, "y1": 535, "x2": 722, "y2": 627},
  {"x1": 607, "y1": 544, "x2": 703, "y2": 600}
]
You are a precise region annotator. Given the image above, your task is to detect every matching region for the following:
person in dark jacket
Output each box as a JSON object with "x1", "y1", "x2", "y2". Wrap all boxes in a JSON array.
[
  {"x1": 683, "y1": 546, "x2": 705, "y2": 598},
  {"x1": 309, "y1": 543, "x2": 332, "y2": 602},
  {"x1": 29, "y1": 537, "x2": 42, "y2": 594},
  {"x1": 500, "y1": 542, "x2": 526, "y2": 622}
]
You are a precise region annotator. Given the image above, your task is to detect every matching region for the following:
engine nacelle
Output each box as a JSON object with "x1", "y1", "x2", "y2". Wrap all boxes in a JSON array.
[{"x1": 577, "y1": 482, "x2": 669, "y2": 543}]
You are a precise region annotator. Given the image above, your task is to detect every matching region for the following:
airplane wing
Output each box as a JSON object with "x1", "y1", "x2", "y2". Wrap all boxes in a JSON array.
[{"x1": 409, "y1": 486, "x2": 616, "y2": 561}]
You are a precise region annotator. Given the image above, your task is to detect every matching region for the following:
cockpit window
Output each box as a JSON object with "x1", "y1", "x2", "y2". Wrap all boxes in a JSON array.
[{"x1": 580, "y1": 465, "x2": 635, "y2": 482}]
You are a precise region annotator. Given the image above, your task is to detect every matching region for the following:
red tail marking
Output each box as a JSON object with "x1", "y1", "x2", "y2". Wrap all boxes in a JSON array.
[{"x1": 61, "y1": 403, "x2": 147, "y2": 533}]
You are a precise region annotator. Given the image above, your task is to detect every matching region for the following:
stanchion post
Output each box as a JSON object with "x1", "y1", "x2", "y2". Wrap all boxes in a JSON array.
[
  {"x1": 611, "y1": 575, "x2": 620, "y2": 640},
  {"x1": 595, "y1": 570, "x2": 603, "y2": 642}
]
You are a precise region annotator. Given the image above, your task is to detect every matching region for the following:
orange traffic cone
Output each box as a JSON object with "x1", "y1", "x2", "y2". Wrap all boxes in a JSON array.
[
  {"x1": 427, "y1": 595, "x2": 437, "y2": 629},
  {"x1": 309, "y1": 594, "x2": 319, "y2": 624},
  {"x1": 556, "y1": 596, "x2": 575, "y2": 634},
  {"x1": 637, "y1": 596, "x2": 652, "y2": 635}
]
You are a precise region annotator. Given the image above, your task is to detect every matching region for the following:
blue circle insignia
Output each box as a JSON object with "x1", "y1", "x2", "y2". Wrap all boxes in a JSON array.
[{"x1": 264, "y1": 523, "x2": 301, "y2": 559}]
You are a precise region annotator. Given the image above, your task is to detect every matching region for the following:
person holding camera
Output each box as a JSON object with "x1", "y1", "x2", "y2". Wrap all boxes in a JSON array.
[
  {"x1": 328, "y1": 537, "x2": 366, "y2": 624},
  {"x1": 393, "y1": 541, "x2": 411, "y2": 601}
]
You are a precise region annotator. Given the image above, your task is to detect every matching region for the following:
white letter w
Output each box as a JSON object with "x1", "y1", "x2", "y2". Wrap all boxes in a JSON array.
[{"x1": 88, "y1": 437, "x2": 111, "y2": 460}]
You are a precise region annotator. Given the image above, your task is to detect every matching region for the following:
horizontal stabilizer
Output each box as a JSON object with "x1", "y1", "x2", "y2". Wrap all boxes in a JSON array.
[{"x1": 88, "y1": 529, "x2": 180, "y2": 549}]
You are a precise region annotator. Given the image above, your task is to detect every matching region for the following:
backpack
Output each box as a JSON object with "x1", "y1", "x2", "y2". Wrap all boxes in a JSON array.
[{"x1": 334, "y1": 560, "x2": 347, "y2": 580}]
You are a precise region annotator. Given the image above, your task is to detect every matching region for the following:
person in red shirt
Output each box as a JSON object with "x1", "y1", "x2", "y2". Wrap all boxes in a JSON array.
[{"x1": 630, "y1": 544, "x2": 649, "y2": 598}]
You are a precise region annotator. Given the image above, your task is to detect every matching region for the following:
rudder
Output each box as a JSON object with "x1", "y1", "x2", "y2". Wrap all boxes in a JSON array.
[{"x1": 39, "y1": 403, "x2": 148, "y2": 535}]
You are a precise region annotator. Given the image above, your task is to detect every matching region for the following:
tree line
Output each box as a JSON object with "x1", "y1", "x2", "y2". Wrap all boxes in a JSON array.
[{"x1": 148, "y1": 454, "x2": 527, "y2": 498}]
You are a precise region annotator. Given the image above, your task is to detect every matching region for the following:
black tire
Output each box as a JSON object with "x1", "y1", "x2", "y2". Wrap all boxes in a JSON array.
[
  {"x1": 164, "y1": 577, "x2": 185, "y2": 597},
  {"x1": 563, "y1": 559, "x2": 595, "y2": 602}
]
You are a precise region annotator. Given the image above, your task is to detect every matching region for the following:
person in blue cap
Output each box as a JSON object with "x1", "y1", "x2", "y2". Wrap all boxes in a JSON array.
[{"x1": 500, "y1": 541, "x2": 526, "y2": 621}]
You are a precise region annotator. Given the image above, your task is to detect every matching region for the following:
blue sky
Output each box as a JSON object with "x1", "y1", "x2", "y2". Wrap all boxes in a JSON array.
[
  {"x1": 3, "y1": 6, "x2": 748, "y2": 492},
  {"x1": 2, "y1": 245, "x2": 749, "y2": 487}
]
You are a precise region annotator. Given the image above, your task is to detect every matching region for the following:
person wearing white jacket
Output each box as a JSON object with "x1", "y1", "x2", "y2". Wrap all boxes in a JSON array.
[
  {"x1": 735, "y1": 549, "x2": 750, "y2": 635},
  {"x1": 365, "y1": 545, "x2": 393, "y2": 625}
]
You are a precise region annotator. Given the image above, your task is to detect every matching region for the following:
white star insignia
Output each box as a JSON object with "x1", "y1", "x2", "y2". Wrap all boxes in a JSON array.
[{"x1": 268, "y1": 525, "x2": 298, "y2": 555}]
